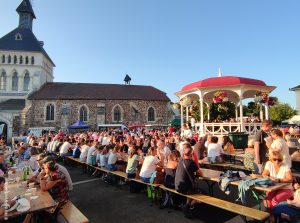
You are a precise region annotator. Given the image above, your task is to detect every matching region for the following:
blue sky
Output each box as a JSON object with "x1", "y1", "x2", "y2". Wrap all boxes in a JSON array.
[{"x1": 0, "y1": 0, "x2": 299, "y2": 108}]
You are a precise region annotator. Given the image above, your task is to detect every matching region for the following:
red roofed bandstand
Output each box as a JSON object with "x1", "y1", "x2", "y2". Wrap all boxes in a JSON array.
[{"x1": 175, "y1": 73, "x2": 276, "y2": 136}]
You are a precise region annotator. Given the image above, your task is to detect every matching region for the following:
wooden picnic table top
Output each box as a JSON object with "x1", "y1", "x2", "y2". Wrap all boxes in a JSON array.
[
  {"x1": 0, "y1": 182, "x2": 57, "y2": 220},
  {"x1": 199, "y1": 168, "x2": 290, "y2": 193}
]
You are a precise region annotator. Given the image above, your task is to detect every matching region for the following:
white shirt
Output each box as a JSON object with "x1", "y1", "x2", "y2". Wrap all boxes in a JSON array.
[
  {"x1": 264, "y1": 161, "x2": 292, "y2": 190},
  {"x1": 102, "y1": 137, "x2": 110, "y2": 146},
  {"x1": 79, "y1": 145, "x2": 90, "y2": 162},
  {"x1": 207, "y1": 143, "x2": 223, "y2": 158},
  {"x1": 139, "y1": 156, "x2": 159, "y2": 178},
  {"x1": 97, "y1": 153, "x2": 109, "y2": 167},
  {"x1": 270, "y1": 138, "x2": 292, "y2": 168},
  {"x1": 183, "y1": 129, "x2": 193, "y2": 138},
  {"x1": 108, "y1": 152, "x2": 120, "y2": 165},
  {"x1": 86, "y1": 146, "x2": 96, "y2": 164},
  {"x1": 60, "y1": 141, "x2": 72, "y2": 155}
]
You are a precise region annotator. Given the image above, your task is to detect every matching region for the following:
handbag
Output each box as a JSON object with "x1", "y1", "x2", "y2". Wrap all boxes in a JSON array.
[
  {"x1": 154, "y1": 166, "x2": 165, "y2": 184},
  {"x1": 182, "y1": 160, "x2": 197, "y2": 190}
]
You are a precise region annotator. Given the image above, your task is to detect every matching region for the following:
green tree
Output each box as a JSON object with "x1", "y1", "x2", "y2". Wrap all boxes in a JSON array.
[{"x1": 269, "y1": 103, "x2": 296, "y2": 125}]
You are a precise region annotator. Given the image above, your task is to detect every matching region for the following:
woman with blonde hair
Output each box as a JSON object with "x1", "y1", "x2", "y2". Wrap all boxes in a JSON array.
[
  {"x1": 268, "y1": 128, "x2": 291, "y2": 168},
  {"x1": 262, "y1": 151, "x2": 293, "y2": 210}
]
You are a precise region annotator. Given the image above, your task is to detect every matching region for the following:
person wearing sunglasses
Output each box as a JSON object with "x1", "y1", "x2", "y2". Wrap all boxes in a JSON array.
[{"x1": 262, "y1": 151, "x2": 293, "y2": 210}]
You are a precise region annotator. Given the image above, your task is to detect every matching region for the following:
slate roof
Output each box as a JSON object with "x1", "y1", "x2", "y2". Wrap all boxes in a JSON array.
[
  {"x1": 28, "y1": 82, "x2": 170, "y2": 101},
  {"x1": 0, "y1": 99, "x2": 26, "y2": 111},
  {"x1": 0, "y1": 28, "x2": 55, "y2": 66},
  {"x1": 16, "y1": 0, "x2": 36, "y2": 19},
  {"x1": 290, "y1": 85, "x2": 300, "y2": 91}
]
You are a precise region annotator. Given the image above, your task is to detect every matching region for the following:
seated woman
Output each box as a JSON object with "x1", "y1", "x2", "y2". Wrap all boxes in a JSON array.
[
  {"x1": 272, "y1": 183, "x2": 300, "y2": 223},
  {"x1": 262, "y1": 151, "x2": 293, "y2": 210},
  {"x1": 222, "y1": 135, "x2": 235, "y2": 155},
  {"x1": 39, "y1": 161, "x2": 69, "y2": 221},
  {"x1": 161, "y1": 150, "x2": 181, "y2": 208},
  {"x1": 139, "y1": 147, "x2": 162, "y2": 183},
  {"x1": 207, "y1": 136, "x2": 224, "y2": 164},
  {"x1": 126, "y1": 145, "x2": 140, "y2": 179}
]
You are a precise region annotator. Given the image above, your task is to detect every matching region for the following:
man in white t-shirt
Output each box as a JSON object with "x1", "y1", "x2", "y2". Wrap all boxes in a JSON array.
[
  {"x1": 59, "y1": 139, "x2": 72, "y2": 156},
  {"x1": 79, "y1": 141, "x2": 91, "y2": 162},
  {"x1": 139, "y1": 150, "x2": 160, "y2": 183}
]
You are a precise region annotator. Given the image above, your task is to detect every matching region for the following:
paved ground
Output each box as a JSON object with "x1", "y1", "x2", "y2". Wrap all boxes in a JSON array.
[{"x1": 65, "y1": 163, "x2": 259, "y2": 223}]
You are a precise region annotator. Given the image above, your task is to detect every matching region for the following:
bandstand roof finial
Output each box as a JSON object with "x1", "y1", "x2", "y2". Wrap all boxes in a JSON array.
[{"x1": 218, "y1": 67, "x2": 222, "y2": 77}]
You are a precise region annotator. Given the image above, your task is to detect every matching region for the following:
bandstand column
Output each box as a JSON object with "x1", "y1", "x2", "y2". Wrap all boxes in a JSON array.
[
  {"x1": 180, "y1": 104, "x2": 184, "y2": 130},
  {"x1": 207, "y1": 105, "x2": 210, "y2": 121},
  {"x1": 186, "y1": 106, "x2": 189, "y2": 124},
  {"x1": 235, "y1": 105, "x2": 238, "y2": 121},
  {"x1": 239, "y1": 97, "x2": 244, "y2": 132},
  {"x1": 199, "y1": 98, "x2": 204, "y2": 134},
  {"x1": 265, "y1": 104, "x2": 269, "y2": 120},
  {"x1": 260, "y1": 104, "x2": 264, "y2": 121}
]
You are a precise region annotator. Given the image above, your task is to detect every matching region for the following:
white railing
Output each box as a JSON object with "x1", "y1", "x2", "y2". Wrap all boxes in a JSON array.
[{"x1": 195, "y1": 122, "x2": 261, "y2": 136}]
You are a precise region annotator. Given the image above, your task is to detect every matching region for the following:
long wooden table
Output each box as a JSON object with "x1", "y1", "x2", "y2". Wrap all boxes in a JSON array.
[
  {"x1": 0, "y1": 181, "x2": 57, "y2": 220},
  {"x1": 199, "y1": 167, "x2": 290, "y2": 210}
]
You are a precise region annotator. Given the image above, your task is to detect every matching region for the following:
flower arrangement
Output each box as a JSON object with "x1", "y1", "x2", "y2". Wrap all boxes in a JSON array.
[
  {"x1": 180, "y1": 97, "x2": 192, "y2": 107},
  {"x1": 213, "y1": 91, "x2": 228, "y2": 103},
  {"x1": 254, "y1": 91, "x2": 269, "y2": 104},
  {"x1": 172, "y1": 103, "x2": 180, "y2": 110}
]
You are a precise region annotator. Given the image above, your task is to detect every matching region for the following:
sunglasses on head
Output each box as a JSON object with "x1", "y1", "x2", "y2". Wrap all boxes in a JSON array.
[{"x1": 273, "y1": 158, "x2": 282, "y2": 162}]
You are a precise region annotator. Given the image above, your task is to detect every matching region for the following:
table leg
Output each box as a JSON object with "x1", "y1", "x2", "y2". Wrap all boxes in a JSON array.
[
  {"x1": 204, "y1": 180, "x2": 215, "y2": 196},
  {"x1": 251, "y1": 190, "x2": 266, "y2": 211}
]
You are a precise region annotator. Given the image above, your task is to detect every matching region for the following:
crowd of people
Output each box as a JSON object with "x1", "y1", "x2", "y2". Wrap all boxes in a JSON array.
[{"x1": 0, "y1": 121, "x2": 299, "y2": 222}]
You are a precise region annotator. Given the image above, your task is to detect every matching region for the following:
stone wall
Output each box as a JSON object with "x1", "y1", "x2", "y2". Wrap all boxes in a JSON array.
[{"x1": 22, "y1": 99, "x2": 171, "y2": 131}]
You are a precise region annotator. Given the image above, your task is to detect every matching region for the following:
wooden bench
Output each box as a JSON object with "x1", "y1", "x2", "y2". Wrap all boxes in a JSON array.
[
  {"x1": 130, "y1": 178, "x2": 161, "y2": 187},
  {"x1": 59, "y1": 201, "x2": 89, "y2": 223},
  {"x1": 159, "y1": 185, "x2": 270, "y2": 222}
]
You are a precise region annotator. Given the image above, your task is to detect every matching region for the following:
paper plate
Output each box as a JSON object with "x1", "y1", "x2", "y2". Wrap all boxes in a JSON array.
[{"x1": 17, "y1": 198, "x2": 30, "y2": 212}]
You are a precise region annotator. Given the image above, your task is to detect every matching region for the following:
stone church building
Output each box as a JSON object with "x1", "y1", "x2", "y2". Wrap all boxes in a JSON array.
[
  {"x1": 25, "y1": 82, "x2": 170, "y2": 131},
  {"x1": 0, "y1": 0, "x2": 171, "y2": 141}
]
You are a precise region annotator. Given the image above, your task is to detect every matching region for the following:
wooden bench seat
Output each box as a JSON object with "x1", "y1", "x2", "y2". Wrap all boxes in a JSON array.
[
  {"x1": 60, "y1": 201, "x2": 89, "y2": 223},
  {"x1": 160, "y1": 185, "x2": 270, "y2": 222},
  {"x1": 111, "y1": 170, "x2": 128, "y2": 179}
]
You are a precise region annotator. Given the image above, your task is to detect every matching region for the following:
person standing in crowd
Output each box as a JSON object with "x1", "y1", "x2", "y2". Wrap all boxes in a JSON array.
[
  {"x1": 254, "y1": 120, "x2": 272, "y2": 173},
  {"x1": 268, "y1": 128, "x2": 292, "y2": 168}
]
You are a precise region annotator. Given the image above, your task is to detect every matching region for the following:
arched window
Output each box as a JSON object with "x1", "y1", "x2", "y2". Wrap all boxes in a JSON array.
[
  {"x1": 46, "y1": 104, "x2": 55, "y2": 121},
  {"x1": 1, "y1": 55, "x2": 5, "y2": 63},
  {"x1": 31, "y1": 56, "x2": 34, "y2": 65},
  {"x1": 19, "y1": 56, "x2": 23, "y2": 64},
  {"x1": 0, "y1": 71, "x2": 7, "y2": 90},
  {"x1": 12, "y1": 72, "x2": 18, "y2": 91},
  {"x1": 13, "y1": 55, "x2": 17, "y2": 64},
  {"x1": 148, "y1": 107, "x2": 155, "y2": 122},
  {"x1": 25, "y1": 56, "x2": 29, "y2": 64},
  {"x1": 23, "y1": 72, "x2": 30, "y2": 91},
  {"x1": 79, "y1": 106, "x2": 88, "y2": 122},
  {"x1": 8, "y1": 55, "x2": 11, "y2": 63},
  {"x1": 113, "y1": 105, "x2": 122, "y2": 122}
]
